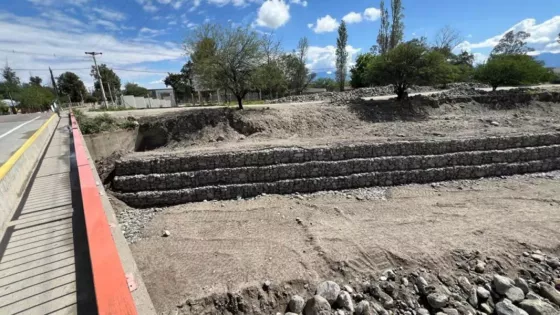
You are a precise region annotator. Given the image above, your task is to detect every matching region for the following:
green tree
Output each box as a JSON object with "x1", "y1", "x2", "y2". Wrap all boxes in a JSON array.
[
  {"x1": 90, "y1": 64, "x2": 121, "y2": 97},
  {"x1": 187, "y1": 24, "x2": 265, "y2": 109},
  {"x1": 474, "y1": 54, "x2": 552, "y2": 91},
  {"x1": 1, "y1": 66, "x2": 21, "y2": 100},
  {"x1": 350, "y1": 53, "x2": 378, "y2": 88},
  {"x1": 371, "y1": 40, "x2": 449, "y2": 100},
  {"x1": 18, "y1": 85, "x2": 55, "y2": 112},
  {"x1": 491, "y1": 31, "x2": 534, "y2": 56},
  {"x1": 377, "y1": 0, "x2": 390, "y2": 54},
  {"x1": 310, "y1": 78, "x2": 337, "y2": 91},
  {"x1": 252, "y1": 35, "x2": 287, "y2": 99},
  {"x1": 290, "y1": 37, "x2": 315, "y2": 95},
  {"x1": 2, "y1": 66, "x2": 20, "y2": 86},
  {"x1": 123, "y1": 82, "x2": 149, "y2": 97},
  {"x1": 57, "y1": 72, "x2": 87, "y2": 102},
  {"x1": 336, "y1": 21, "x2": 349, "y2": 91},
  {"x1": 29, "y1": 76, "x2": 43, "y2": 86},
  {"x1": 389, "y1": 0, "x2": 405, "y2": 50},
  {"x1": 452, "y1": 51, "x2": 475, "y2": 67}
]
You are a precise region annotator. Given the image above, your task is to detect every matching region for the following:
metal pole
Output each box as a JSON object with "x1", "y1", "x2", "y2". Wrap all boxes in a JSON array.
[
  {"x1": 106, "y1": 83, "x2": 115, "y2": 105},
  {"x1": 85, "y1": 52, "x2": 108, "y2": 108}
]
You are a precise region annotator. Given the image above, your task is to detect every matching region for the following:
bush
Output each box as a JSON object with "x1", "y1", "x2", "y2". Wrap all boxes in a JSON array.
[
  {"x1": 73, "y1": 109, "x2": 137, "y2": 135},
  {"x1": 0, "y1": 102, "x2": 9, "y2": 115},
  {"x1": 474, "y1": 54, "x2": 552, "y2": 91}
]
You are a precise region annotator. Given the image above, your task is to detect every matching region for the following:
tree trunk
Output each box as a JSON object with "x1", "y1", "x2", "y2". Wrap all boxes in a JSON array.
[
  {"x1": 236, "y1": 95, "x2": 244, "y2": 110},
  {"x1": 492, "y1": 85, "x2": 497, "y2": 91}
]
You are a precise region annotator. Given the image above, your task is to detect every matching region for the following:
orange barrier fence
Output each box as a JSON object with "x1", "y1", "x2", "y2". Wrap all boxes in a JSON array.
[{"x1": 71, "y1": 113, "x2": 138, "y2": 315}]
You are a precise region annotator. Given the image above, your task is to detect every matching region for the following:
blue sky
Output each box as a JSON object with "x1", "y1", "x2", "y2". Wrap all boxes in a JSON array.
[{"x1": 0, "y1": 0, "x2": 558, "y2": 89}]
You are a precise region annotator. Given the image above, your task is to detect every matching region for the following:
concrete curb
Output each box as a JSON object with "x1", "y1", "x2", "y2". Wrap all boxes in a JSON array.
[{"x1": 0, "y1": 114, "x2": 58, "y2": 229}]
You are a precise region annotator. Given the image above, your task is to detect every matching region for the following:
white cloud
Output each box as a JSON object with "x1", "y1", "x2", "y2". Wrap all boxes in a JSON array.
[
  {"x1": 326, "y1": 71, "x2": 332, "y2": 75},
  {"x1": 456, "y1": 16, "x2": 560, "y2": 55},
  {"x1": 290, "y1": 0, "x2": 307, "y2": 7},
  {"x1": 27, "y1": 0, "x2": 88, "y2": 6},
  {"x1": 312, "y1": 15, "x2": 339, "y2": 33},
  {"x1": 306, "y1": 45, "x2": 361, "y2": 72},
  {"x1": 208, "y1": 0, "x2": 261, "y2": 6},
  {"x1": 92, "y1": 8, "x2": 127, "y2": 21},
  {"x1": 139, "y1": 27, "x2": 167, "y2": 38},
  {"x1": 467, "y1": 34, "x2": 473, "y2": 38},
  {"x1": 94, "y1": 19, "x2": 120, "y2": 31},
  {"x1": 172, "y1": 0, "x2": 186, "y2": 9},
  {"x1": 0, "y1": 13, "x2": 183, "y2": 89},
  {"x1": 473, "y1": 53, "x2": 488, "y2": 65},
  {"x1": 342, "y1": 12, "x2": 362, "y2": 24},
  {"x1": 307, "y1": 23, "x2": 313, "y2": 29},
  {"x1": 136, "y1": 0, "x2": 159, "y2": 12},
  {"x1": 256, "y1": 0, "x2": 290, "y2": 29},
  {"x1": 156, "y1": 0, "x2": 173, "y2": 3},
  {"x1": 364, "y1": 7, "x2": 381, "y2": 21}
]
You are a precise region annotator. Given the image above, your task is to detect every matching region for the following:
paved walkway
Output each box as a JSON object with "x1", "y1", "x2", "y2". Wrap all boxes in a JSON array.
[{"x1": 0, "y1": 118, "x2": 95, "y2": 314}]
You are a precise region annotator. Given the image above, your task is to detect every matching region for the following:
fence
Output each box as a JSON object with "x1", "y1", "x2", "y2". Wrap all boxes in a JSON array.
[{"x1": 121, "y1": 96, "x2": 172, "y2": 109}]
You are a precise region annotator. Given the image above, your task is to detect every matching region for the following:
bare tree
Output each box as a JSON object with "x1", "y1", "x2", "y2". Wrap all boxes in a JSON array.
[
  {"x1": 187, "y1": 23, "x2": 265, "y2": 109},
  {"x1": 376, "y1": 0, "x2": 390, "y2": 54},
  {"x1": 434, "y1": 25, "x2": 462, "y2": 52}
]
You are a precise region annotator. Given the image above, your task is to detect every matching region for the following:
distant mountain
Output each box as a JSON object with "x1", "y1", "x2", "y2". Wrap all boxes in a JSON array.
[
  {"x1": 314, "y1": 71, "x2": 336, "y2": 79},
  {"x1": 535, "y1": 53, "x2": 560, "y2": 67}
]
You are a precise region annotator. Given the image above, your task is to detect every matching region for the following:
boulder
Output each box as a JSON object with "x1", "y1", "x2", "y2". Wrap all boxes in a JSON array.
[
  {"x1": 303, "y1": 295, "x2": 331, "y2": 315},
  {"x1": 505, "y1": 287, "x2": 525, "y2": 303},
  {"x1": 355, "y1": 300, "x2": 375, "y2": 315},
  {"x1": 315, "y1": 281, "x2": 341, "y2": 305},
  {"x1": 427, "y1": 292, "x2": 449, "y2": 309},
  {"x1": 477, "y1": 286, "x2": 491, "y2": 300},
  {"x1": 519, "y1": 299, "x2": 558, "y2": 315},
  {"x1": 515, "y1": 278, "x2": 530, "y2": 295},
  {"x1": 288, "y1": 295, "x2": 305, "y2": 313},
  {"x1": 496, "y1": 299, "x2": 529, "y2": 315},
  {"x1": 494, "y1": 275, "x2": 515, "y2": 295},
  {"x1": 537, "y1": 282, "x2": 560, "y2": 306},
  {"x1": 335, "y1": 291, "x2": 354, "y2": 312}
]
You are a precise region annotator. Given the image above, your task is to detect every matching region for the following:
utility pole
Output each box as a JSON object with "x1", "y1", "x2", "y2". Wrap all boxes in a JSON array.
[
  {"x1": 106, "y1": 82, "x2": 115, "y2": 105},
  {"x1": 85, "y1": 52, "x2": 108, "y2": 108}
]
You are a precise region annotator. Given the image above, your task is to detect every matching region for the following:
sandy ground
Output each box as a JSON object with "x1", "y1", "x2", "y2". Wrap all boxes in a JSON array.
[{"x1": 119, "y1": 172, "x2": 560, "y2": 314}]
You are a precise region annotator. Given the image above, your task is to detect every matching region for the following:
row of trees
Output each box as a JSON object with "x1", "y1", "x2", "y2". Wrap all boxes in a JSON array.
[
  {"x1": 0, "y1": 63, "x2": 153, "y2": 113},
  {"x1": 175, "y1": 24, "x2": 318, "y2": 109},
  {"x1": 345, "y1": 0, "x2": 554, "y2": 99}
]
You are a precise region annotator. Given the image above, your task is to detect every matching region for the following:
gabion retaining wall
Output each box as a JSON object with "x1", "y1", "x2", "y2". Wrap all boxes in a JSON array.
[
  {"x1": 113, "y1": 145, "x2": 560, "y2": 192},
  {"x1": 114, "y1": 158, "x2": 560, "y2": 207},
  {"x1": 115, "y1": 133, "x2": 560, "y2": 176}
]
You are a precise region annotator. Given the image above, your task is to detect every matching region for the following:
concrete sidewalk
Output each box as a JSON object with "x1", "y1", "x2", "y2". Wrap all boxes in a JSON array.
[{"x1": 0, "y1": 119, "x2": 95, "y2": 314}]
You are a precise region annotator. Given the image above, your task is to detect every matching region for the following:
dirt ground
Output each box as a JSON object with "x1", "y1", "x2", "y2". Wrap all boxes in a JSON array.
[{"x1": 114, "y1": 172, "x2": 560, "y2": 314}]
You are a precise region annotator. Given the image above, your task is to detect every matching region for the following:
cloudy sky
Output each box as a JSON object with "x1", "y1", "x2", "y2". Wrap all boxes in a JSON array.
[{"x1": 0, "y1": 0, "x2": 558, "y2": 90}]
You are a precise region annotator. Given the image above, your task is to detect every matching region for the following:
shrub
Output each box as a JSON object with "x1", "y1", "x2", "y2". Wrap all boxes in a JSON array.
[{"x1": 474, "y1": 54, "x2": 552, "y2": 91}]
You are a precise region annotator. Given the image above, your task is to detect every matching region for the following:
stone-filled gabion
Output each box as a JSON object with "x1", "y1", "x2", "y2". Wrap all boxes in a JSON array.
[
  {"x1": 115, "y1": 133, "x2": 560, "y2": 176},
  {"x1": 113, "y1": 145, "x2": 560, "y2": 192},
  {"x1": 112, "y1": 132, "x2": 560, "y2": 208},
  {"x1": 114, "y1": 158, "x2": 560, "y2": 207}
]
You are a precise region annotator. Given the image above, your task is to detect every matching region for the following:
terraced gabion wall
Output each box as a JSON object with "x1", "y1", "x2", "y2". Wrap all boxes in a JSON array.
[
  {"x1": 112, "y1": 133, "x2": 560, "y2": 207},
  {"x1": 115, "y1": 133, "x2": 560, "y2": 176}
]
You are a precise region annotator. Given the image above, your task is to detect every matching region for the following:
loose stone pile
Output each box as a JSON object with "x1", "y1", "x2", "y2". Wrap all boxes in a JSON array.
[
  {"x1": 265, "y1": 85, "x2": 437, "y2": 104},
  {"x1": 112, "y1": 133, "x2": 560, "y2": 207},
  {"x1": 178, "y1": 250, "x2": 560, "y2": 315}
]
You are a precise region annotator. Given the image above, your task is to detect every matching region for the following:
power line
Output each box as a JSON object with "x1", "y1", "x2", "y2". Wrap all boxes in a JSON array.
[
  {"x1": 0, "y1": 49, "x2": 89, "y2": 59},
  {"x1": 10, "y1": 68, "x2": 91, "y2": 71}
]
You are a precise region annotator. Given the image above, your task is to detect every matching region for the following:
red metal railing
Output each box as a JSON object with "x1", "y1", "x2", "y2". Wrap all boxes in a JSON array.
[{"x1": 71, "y1": 114, "x2": 137, "y2": 315}]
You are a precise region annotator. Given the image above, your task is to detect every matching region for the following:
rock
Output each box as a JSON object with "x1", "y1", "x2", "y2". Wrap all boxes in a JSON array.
[
  {"x1": 296, "y1": 217, "x2": 303, "y2": 224},
  {"x1": 475, "y1": 261, "x2": 486, "y2": 273},
  {"x1": 370, "y1": 300, "x2": 387, "y2": 314},
  {"x1": 545, "y1": 258, "x2": 560, "y2": 269},
  {"x1": 532, "y1": 254, "x2": 545, "y2": 263},
  {"x1": 495, "y1": 299, "x2": 529, "y2": 315},
  {"x1": 416, "y1": 277, "x2": 430, "y2": 295},
  {"x1": 402, "y1": 277, "x2": 409, "y2": 287},
  {"x1": 494, "y1": 275, "x2": 515, "y2": 295},
  {"x1": 315, "y1": 281, "x2": 340, "y2": 305},
  {"x1": 536, "y1": 282, "x2": 560, "y2": 306},
  {"x1": 216, "y1": 135, "x2": 225, "y2": 141},
  {"x1": 515, "y1": 278, "x2": 530, "y2": 295},
  {"x1": 303, "y1": 295, "x2": 331, "y2": 315},
  {"x1": 427, "y1": 293, "x2": 449, "y2": 309},
  {"x1": 417, "y1": 308, "x2": 430, "y2": 315},
  {"x1": 526, "y1": 292, "x2": 542, "y2": 300},
  {"x1": 480, "y1": 303, "x2": 493, "y2": 314},
  {"x1": 458, "y1": 276, "x2": 473, "y2": 292},
  {"x1": 342, "y1": 285, "x2": 354, "y2": 293},
  {"x1": 263, "y1": 280, "x2": 272, "y2": 290},
  {"x1": 519, "y1": 299, "x2": 558, "y2": 315},
  {"x1": 162, "y1": 230, "x2": 171, "y2": 237},
  {"x1": 477, "y1": 286, "x2": 491, "y2": 300},
  {"x1": 336, "y1": 291, "x2": 354, "y2": 312},
  {"x1": 382, "y1": 269, "x2": 397, "y2": 281},
  {"x1": 354, "y1": 300, "x2": 375, "y2": 315},
  {"x1": 286, "y1": 313, "x2": 298, "y2": 315},
  {"x1": 288, "y1": 295, "x2": 305, "y2": 313},
  {"x1": 505, "y1": 287, "x2": 525, "y2": 303},
  {"x1": 468, "y1": 287, "x2": 479, "y2": 307},
  {"x1": 523, "y1": 252, "x2": 530, "y2": 257},
  {"x1": 442, "y1": 308, "x2": 459, "y2": 315},
  {"x1": 490, "y1": 121, "x2": 500, "y2": 126}
]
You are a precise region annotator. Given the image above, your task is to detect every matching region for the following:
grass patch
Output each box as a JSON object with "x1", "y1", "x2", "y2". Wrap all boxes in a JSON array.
[{"x1": 74, "y1": 109, "x2": 138, "y2": 135}]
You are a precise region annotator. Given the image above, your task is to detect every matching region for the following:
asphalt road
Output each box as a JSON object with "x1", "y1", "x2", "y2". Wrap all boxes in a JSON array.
[{"x1": 0, "y1": 113, "x2": 52, "y2": 165}]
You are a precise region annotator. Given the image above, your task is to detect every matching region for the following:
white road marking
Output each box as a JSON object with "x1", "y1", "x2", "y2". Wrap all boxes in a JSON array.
[{"x1": 0, "y1": 116, "x2": 41, "y2": 140}]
